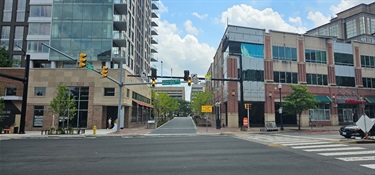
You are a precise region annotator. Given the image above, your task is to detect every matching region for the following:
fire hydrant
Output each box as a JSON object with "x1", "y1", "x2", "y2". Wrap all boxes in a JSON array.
[{"x1": 93, "y1": 125, "x2": 96, "y2": 135}]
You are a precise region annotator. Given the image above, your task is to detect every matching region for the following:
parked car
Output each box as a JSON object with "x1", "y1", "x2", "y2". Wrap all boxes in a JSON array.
[{"x1": 339, "y1": 118, "x2": 375, "y2": 138}]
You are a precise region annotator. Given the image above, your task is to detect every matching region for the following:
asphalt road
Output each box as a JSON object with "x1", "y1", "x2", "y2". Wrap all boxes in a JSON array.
[
  {"x1": 0, "y1": 135, "x2": 372, "y2": 175},
  {"x1": 149, "y1": 117, "x2": 197, "y2": 135}
]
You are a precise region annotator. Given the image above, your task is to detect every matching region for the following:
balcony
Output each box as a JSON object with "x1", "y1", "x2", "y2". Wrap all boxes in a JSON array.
[
  {"x1": 113, "y1": 14, "x2": 126, "y2": 30},
  {"x1": 152, "y1": 3, "x2": 159, "y2": 10},
  {"x1": 152, "y1": 12, "x2": 159, "y2": 18},
  {"x1": 150, "y1": 53, "x2": 158, "y2": 62},
  {"x1": 112, "y1": 47, "x2": 126, "y2": 59},
  {"x1": 151, "y1": 37, "x2": 158, "y2": 44},
  {"x1": 151, "y1": 45, "x2": 158, "y2": 53},
  {"x1": 114, "y1": 0, "x2": 127, "y2": 14},
  {"x1": 151, "y1": 20, "x2": 158, "y2": 27},
  {"x1": 151, "y1": 28, "x2": 158, "y2": 35},
  {"x1": 113, "y1": 31, "x2": 126, "y2": 47}
]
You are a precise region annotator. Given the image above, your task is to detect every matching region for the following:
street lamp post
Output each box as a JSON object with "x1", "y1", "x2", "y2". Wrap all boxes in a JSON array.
[
  {"x1": 215, "y1": 102, "x2": 221, "y2": 129},
  {"x1": 278, "y1": 83, "x2": 284, "y2": 130}
]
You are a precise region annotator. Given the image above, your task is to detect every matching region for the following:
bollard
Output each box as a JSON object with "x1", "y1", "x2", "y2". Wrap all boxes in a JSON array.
[{"x1": 93, "y1": 125, "x2": 96, "y2": 135}]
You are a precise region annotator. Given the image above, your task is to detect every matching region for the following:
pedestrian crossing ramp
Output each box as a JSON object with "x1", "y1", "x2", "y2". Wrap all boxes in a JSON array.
[{"x1": 234, "y1": 134, "x2": 375, "y2": 170}]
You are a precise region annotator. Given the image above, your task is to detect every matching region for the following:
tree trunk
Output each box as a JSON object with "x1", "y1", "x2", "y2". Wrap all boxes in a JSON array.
[{"x1": 298, "y1": 113, "x2": 302, "y2": 130}]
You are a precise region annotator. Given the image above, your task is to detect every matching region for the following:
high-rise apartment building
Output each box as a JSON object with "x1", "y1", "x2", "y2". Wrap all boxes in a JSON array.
[{"x1": 0, "y1": 0, "x2": 159, "y2": 131}]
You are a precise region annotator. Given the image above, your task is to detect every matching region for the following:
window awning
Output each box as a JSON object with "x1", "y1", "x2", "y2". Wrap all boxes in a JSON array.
[
  {"x1": 365, "y1": 97, "x2": 375, "y2": 104},
  {"x1": 314, "y1": 96, "x2": 332, "y2": 103},
  {"x1": 133, "y1": 100, "x2": 154, "y2": 108}
]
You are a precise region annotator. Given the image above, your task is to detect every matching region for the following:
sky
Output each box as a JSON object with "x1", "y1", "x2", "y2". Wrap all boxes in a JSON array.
[{"x1": 152, "y1": 0, "x2": 374, "y2": 101}]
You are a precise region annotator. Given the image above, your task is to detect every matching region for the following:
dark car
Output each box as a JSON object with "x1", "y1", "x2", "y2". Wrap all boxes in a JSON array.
[{"x1": 339, "y1": 118, "x2": 375, "y2": 138}]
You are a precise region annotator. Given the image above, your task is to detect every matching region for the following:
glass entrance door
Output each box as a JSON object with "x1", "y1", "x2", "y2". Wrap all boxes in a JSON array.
[{"x1": 342, "y1": 108, "x2": 353, "y2": 123}]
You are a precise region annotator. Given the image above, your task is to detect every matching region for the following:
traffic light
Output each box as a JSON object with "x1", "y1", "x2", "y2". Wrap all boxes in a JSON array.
[
  {"x1": 151, "y1": 78, "x2": 156, "y2": 87},
  {"x1": 79, "y1": 53, "x2": 87, "y2": 68},
  {"x1": 151, "y1": 68, "x2": 157, "y2": 79},
  {"x1": 187, "y1": 77, "x2": 192, "y2": 86},
  {"x1": 184, "y1": 70, "x2": 189, "y2": 81},
  {"x1": 101, "y1": 66, "x2": 108, "y2": 78}
]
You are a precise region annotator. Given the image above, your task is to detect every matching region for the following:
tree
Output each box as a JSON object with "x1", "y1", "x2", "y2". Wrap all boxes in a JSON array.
[
  {"x1": 0, "y1": 45, "x2": 13, "y2": 67},
  {"x1": 283, "y1": 85, "x2": 319, "y2": 130},
  {"x1": 176, "y1": 99, "x2": 192, "y2": 117},
  {"x1": 49, "y1": 83, "x2": 77, "y2": 128},
  {"x1": 190, "y1": 91, "x2": 212, "y2": 116}
]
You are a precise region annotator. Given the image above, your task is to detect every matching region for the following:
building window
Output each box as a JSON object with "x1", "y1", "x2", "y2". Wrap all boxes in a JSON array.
[
  {"x1": 16, "y1": 0, "x2": 26, "y2": 22},
  {"x1": 243, "y1": 69, "x2": 264, "y2": 82},
  {"x1": 363, "y1": 77, "x2": 375, "y2": 88},
  {"x1": 336, "y1": 76, "x2": 355, "y2": 87},
  {"x1": 272, "y1": 46, "x2": 297, "y2": 61},
  {"x1": 241, "y1": 43, "x2": 264, "y2": 59},
  {"x1": 334, "y1": 53, "x2": 353, "y2": 66},
  {"x1": 345, "y1": 19, "x2": 357, "y2": 38},
  {"x1": 28, "y1": 23, "x2": 51, "y2": 35},
  {"x1": 126, "y1": 89, "x2": 130, "y2": 97},
  {"x1": 305, "y1": 49, "x2": 327, "y2": 64},
  {"x1": 1, "y1": 26, "x2": 11, "y2": 48},
  {"x1": 307, "y1": 73, "x2": 328, "y2": 85},
  {"x1": 30, "y1": 5, "x2": 52, "y2": 17},
  {"x1": 329, "y1": 24, "x2": 338, "y2": 37},
  {"x1": 5, "y1": 87, "x2": 16, "y2": 96},
  {"x1": 104, "y1": 88, "x2": 115, "y2": 96},
  {"x1": 2, "y1": 0, "x2": 13, "y2": 22},
  {"x1": 33, "y1": 106, "x2": 44, "y2": 127},
  {"x1": 27, "y1": 41, "x2": 49, "y2": 53},
  {"x1": 371, "y1": 18, "x2": 375, "y2": 35},
  {"x1": 360, "y1": 55, "x2": 375, "y2": 68},
  {"x1": 309, "y1": 104, "x2": 330, "y2": 121},
  {"x1": 12, "y1": 55, "x2": 21, "y2": 67},
  {"x1": 34, "y1": 87, "x2": 46, "y2": 96},
  {"x1": 13, "y1": 26, "x2": 24, "y2": 51},
  {"x1": 274, "y1": 71, "x2": 298, "y2": 84}
]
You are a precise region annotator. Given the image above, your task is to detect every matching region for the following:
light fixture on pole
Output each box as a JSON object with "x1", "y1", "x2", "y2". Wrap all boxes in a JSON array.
[
  {"x1": 215, "y1": 101, "x2": 221, "y2": 129},
  {"x1": 278, "y1": 83, "x2": 284, "y2": 130}
]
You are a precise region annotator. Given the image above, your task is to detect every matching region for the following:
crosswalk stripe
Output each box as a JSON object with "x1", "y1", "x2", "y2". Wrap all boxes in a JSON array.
[
  {"x1": 303, "y1": 147, "x2": 365, "y2": 152},
  {"x1": 336, "y1": 156, "x2": 375, "y2": 161},
  {"x1": 282, "y1": 142, "x2": 331, "y2": 146},
  {"x1": 319, "y1": 151, "x2": 375, "y2": 156},
  {"x1": 292, "y1": 144, "x2": 347, "y2": 149},
  {"x1": 360, "y1": 164, "x2": 375, "y2": 169}
]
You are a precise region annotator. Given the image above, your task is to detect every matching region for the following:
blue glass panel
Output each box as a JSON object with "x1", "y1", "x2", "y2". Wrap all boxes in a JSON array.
[{"x1": 241, "y1": 43, "x2": 264, "y2": 59}]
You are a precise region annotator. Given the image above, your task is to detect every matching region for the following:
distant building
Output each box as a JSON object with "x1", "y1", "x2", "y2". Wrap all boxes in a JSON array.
[
  {"x1": 154, "y1": 86, "x2": 185, "y2": 100},
  {"x1": 190, "y1": 83, "x2": 205, "y2": 101},
  {"x1": 306, "y1": 2, "x2": 375, "y2": 44}
]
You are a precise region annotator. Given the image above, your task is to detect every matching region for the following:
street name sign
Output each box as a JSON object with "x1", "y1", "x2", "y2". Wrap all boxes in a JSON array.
[
  {"x1": 201, "y1": 105, "x2": 212, "y2": 113},
  {"x1": 162, "y1": 79, "x2": 181, "y2": 85}
]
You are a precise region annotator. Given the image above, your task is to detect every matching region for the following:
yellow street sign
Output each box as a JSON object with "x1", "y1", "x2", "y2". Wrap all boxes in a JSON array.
[{"x1": 201, "y1": 105, "x2": 212, "y2": 113}]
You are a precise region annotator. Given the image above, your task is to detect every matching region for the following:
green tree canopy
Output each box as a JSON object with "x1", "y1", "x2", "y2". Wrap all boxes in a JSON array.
[
  {"x1": 49, "y1": 83, "x2": 76, "y2": 128},
  {"x1": 176, "y1": 99, "x2": 192, "y2": 117},
  {"x1": 152, "y1": 90, "x2": 179, "y2": 120},
  {"x1": 0, "y1": 45, "x2": 13, "y2": 67},
  {"x1": 190, "y1": 91, "x2": 212, "y2": 116},
  {"x1": 283, "y1": 85, "x2": 319, "y2": 130}
]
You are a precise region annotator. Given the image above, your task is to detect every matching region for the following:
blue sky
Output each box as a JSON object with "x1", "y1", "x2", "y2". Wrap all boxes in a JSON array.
[{"x1": 152, "y1": 0, "x2": 374, "y2": 100}]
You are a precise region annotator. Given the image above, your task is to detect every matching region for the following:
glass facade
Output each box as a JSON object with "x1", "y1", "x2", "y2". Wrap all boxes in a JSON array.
[
  {"x1": 305, "y1": 49, "x2": 327, "y2": 64},
  {"x1": 30, "y1": 5, "x2": 52, "y2": 17},
  {"x1": 309, "y1": 104, "x2": 330, "y2": 121},
  {"x1": 16, "y1": 0, "x2": 26, "y2": 22},
  {"x1": 334, "y1": 53, "x2": 353, "y2": 66},
  {"x1": 345, "y1": 19, "x2": 357, "y2": 38},
  {"x1": 361, "y1": 55, "x2": 375, "y2": 68},
  {"x1": 1, "y1": 26, "x2": 11, "y2": 48},
  {"x1": 307, "y1": 73, "x2": 328, "y2": 85},
  {"x1": 336, "y1": 76, "x2": 355, "y2": 87},
  {"x1": 273, "y1": 71, "x2": 298, "y2": 84},
  {"x1": 272, "y1": 46, "x2": 297, "y2": 61},
  {"x1": 50, "y1": 1, "x2": 113, "y2": 61},
  {"x1": 2, "y1": 0, "x2": 13, "y2": 22},
  {"x1": 241, "y1": 43, "x2": 264, "y2": 59},
  {"x1": 13, "y1": 26, "x2": 24, "y2": 51},
  {"x1": 329, "y1": 24, "x2": 338, "y2": 37},
  {"x1": 242, "y1": 69, "x2": 264, "y2": 82},
  {"x1": 363, "y1": 77, "x2": 375, "y2": 88}
]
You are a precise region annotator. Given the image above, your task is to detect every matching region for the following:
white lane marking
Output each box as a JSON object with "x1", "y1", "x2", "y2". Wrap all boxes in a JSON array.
[
  {"x1": 319, "y1": 151, "x2": 375, "y2": 156},
  {"x1": 273, "y1": 134, "x2": 337, "y2": 141},
  {"x1": 282, "y1": 142, "x2": 331, "y2": 146},
  {"x1": 292, "y1": 144, "x2": 347, "y2": 149},
  {"x1": 360, "y1": 164, "x2": 375, "y2": 169},
  {"x1": 336, "y1": 156, "x2": 375, "y2": 161},
  {"x1": 303, "y1": 147, "x2": 365, "y2": 152}
]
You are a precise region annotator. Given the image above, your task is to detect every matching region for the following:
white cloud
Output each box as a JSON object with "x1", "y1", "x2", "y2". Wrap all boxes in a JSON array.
[
  {"x1": 307, "y1": 11, "x2": 331, "y2": 27},
  {"x1": 289, "y1": 17, "x2": 302, "y2": 25},
  {"x1": 184, "y1": 20, "x2": 199, "y2": 36},
  {"x1": 192, "y1": 12, "x2": 208, "y2": 20},
  {"x1": 156, "y1": 20, "x2": 216, "y2": 100},
  {"x1": 220, "y1": 4, "x2": 307, "y2": 34},
  {"x1": 330, "y1": 0, "x2": 374, "y2": 15}
]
